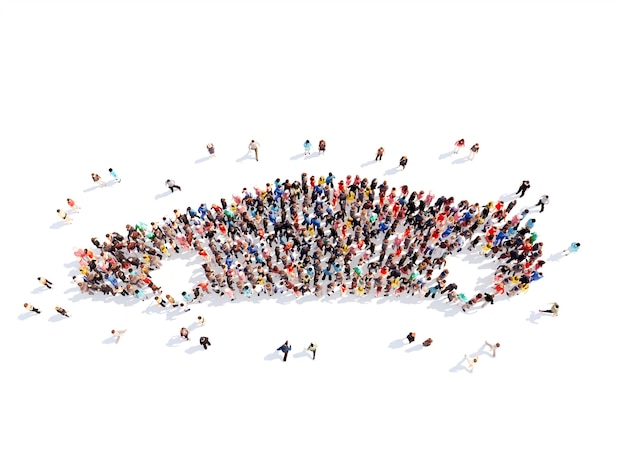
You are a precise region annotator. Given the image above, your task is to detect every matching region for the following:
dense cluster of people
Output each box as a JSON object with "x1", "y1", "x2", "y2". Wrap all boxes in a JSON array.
[{"x1": 70, "y1": 172, "x2": 546, "y2": 312}]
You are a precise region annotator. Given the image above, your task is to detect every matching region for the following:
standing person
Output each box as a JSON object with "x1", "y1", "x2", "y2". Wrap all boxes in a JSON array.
[
  {"x1": 422, "y1": 338, "x2": 433, "y2": 347},
  {"x1": 562, "y1": 242, "x2": 581, "y2": 256},
  {"x1": 165, "y1": 179, "x2": 182, "y2": 192},
  {"x1": 67, "y1": 198, "x2": 81, "y2": 213},
  {"x1": 249, "y1": 140, "x2": 260, "y2": 161},
  {"x1": 306, "y1": 342, "x2": 318, "y2": 360},
  {"x1": 180, "y1": 327, "x2": 190, "y2": 341},
  {"x1": 539, "y1": 302, "x2": 559, "y2": 317},
  {"x1": 453, "y1": 138, "x2": 465, "y2": 154},
  {"x1": 535, "y1": 194, "x2": 549, "y2": 213},
  {"x1": 277, "y1": 340, "x2": 292, "y2": 362},
  {"x1": 485, "y1": 340, "x2": 500, "y2": 357},
  {"x1": 57, "y1": 209, "x2": 72, "y2": 224},
  {"x1": 318, "y1": 139, "x2": 326, "y2": 156},
  {"x1": 111, "y1": 329, "x2": 127, "y2": 344},
  {"x1": 516, "y1": 180, "x2": 530, "y2": 197},
  {"x1": 38, "y1": 277, "x2": 53, "y2": 288},
  {"x1": 108, "y1": 168, "x2": 121, "y2": 183},
  {"x1": 303, "y1": 140, "x2": 312, "y2": 156},
  {"x1": 406, "y1": 332, "x2": 416, "y2": 344},
  {"x1": 23, "y1": 302, "x2": 41, "y2": 314},
  {"x1": 207, "y1": 142, "x2": 215, "y2": 157},
  {"x1": 399, "y1": 155, "x2": 408, "y2": 170},
  {"x1": 465, "y1": 354, "x2": 478, "y2": 371},
  {"x1": 199, "y1": 336, "x2": 211, "y2": 349},
  {"x1": 375, "y1": 147, "x2": 384, "y2": 161},
  {"x1": 469, "y1": 143, "x2": 479, "y2": 160},
  {"x1": 55, "y1": 306, "x2": 70, "y2": 317},
  {"x1": 197, "y1": 315, "x2": 206, "y2": 326},
  {"x1": 92, "y1": 173, "x2": 106, "y2": 187}
]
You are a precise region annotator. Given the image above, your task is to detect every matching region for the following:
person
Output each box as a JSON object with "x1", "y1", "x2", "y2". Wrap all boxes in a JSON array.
[
  {"x1": 166, "y1": 179, "x2": 182, "y2": 192},
  {"x1": 516, "y1": 180, "x2": 530, "y2": 197},
  {"x1": 38, "y1": 277, "x2": 53, "y2": 288},
  {"x1": 563, "y1": 242, "x2": 580, "y2": 256},
  {"x1": 55, "y1": 306, "x2": 70, "y2": 317},
  {"x1": 108, "y1": 168, "x2": 121, "y2": 183},
  {"x1": 112, "y1": 329, "x2": 127, "y2": 344},
  {"x1": 453, "y1": 138, "x2": 465, "y2": 154},
  {"x1": 375, "y1": 147, "x2": 384, "y2": 161},
  {"x1": 180, "y1": 327, "x2": 190, "y2": 341},
  {"x1": 249, "y1": 140, "x2": 260, "y2": 161},
  {"x1": 406, "y1": 332, "x2": 416, "y2": 344},
  {"x1": 469, "y1": 143, "x2": 479, "y2": 160},
  {"x1": 535, "y1": 195, "x2": 549, "y2": 213},
  {"x1": 485, "y1": 341, "x2": 500, "y2": 357},
  {"x1": 465, "y1": 354, "x2": 478, "y2": 371},
  {"x1": 318, "y1": 139, "x2": 326, "y2": 155},
  {"x1": 67, "y1": 198, "x2": 81, "y2": 213},
  {"x1": 24, "y1": 302, "x2": 41, "y2": 314},
  {"x1": 539, "y1": 302, "x2": 559, "y2": 317},
  {"x1": 197, "y1": 315, "x2": 205, "y2": 326},
  {"x1": 399, "y1": 155, "x2": 408, "y2": 170},
  {"x1": 422, "y1": 338, "x2": 433, "y2": 347},
  {"x1": 91, "y1": 173, "x2": 106, "y2": 187},
  {"x1": 207, "y1": 142, "x2": 215, "y2": 156},
  {"x1": 303, "y1": 140, "x2": 312, "y2": 156},
  {"x1": 199, "y1": 336, "x2": 211, "y2": 349},
  {"x1": 306, "y1": 342, "x2": 318, "y2": 360},
  {"x1": 277, "y1": 340, "x2": 291, "y2": 362},
  {"x1": 57, "y1": 209, "x2": 72, "y2": 224}
]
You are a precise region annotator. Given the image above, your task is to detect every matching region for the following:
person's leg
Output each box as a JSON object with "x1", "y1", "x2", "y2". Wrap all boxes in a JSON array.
[{"x1": 313, "y1": 350, "x2": 316, "y2": 360}]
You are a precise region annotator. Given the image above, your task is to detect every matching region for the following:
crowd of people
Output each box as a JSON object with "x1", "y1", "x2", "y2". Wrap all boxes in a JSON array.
[{"x1": 67, "y1": 169, "x2": 548, "y2": 313}]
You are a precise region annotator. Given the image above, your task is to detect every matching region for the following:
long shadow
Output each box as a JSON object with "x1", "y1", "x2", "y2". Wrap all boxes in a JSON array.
[
  {"x1": 185, "y1": 345, "x2": 204, "y2": 354},
  {"x1": 388, "y1": 338, "x2": 406, "y2": 350},
  {"x1": 18, "y1": 311, "x2": 38, "y2": 321},
  {"x1": 264, "y1": 350, "x2": 282, "y2": 361},
  {"x1": 547, "y1": 252, "x2": 565, "y2": 262},
  {"x1": 304, "y1": 152, "x2": 321, "y2": 160},
  {"x1": 48, "y1": 314, "x2": 67, "y2": 322},
  {"x1": 166, "y1": 335, "x2": 186, "y2": 347},
  {"x1": 102, "y1": 336, "x2": 117, "y2": 345},
  {"x1": 452, "y1": 157, "x2": 469, "y2": 165},
  {"x1": 384, "y1": 167, "x2": 400, "y2": 176},
  {"x1": 236, "y1": 153, "x2": 255, "y2": 162},
  {"x1": 449, "y1": 356, "x2": 471, "y2": 373},
  {"x1": 438, "y1": 151, "x2": 454, "y2": 160},
  {"x1": 498, "y1": 192, "x2": 517, "y2": 202},
  {"x1": 360, "y1": 160, "x2": 377, "y2": 168},
  {"x1": 293, "y1": 348, "x2": 310, "y2": 359},
  {"x1": 527, "y1": 310, "x2": 551, "y2": 324},
  {"x1": 290, "y1": 152, "x2": 305, "y2": 160},
  {"x1": 405, "y1": 343, "x2": 424, "y2": 353},
  {"x1": 155, "y1": 191, "x2": 174, "y2": 200},
  {"x1": 195, "y1": 156, "x2": 211, "y2": 164},
  {"x1": 83, "y1": 185, "x2": 101, "y2": 193},
  {"x1": 49, "y1": 221, "x2": 68, "y2": 230}
]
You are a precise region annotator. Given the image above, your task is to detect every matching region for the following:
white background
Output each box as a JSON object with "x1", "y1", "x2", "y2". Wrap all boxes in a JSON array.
[{"x1": 1, "y1": 0, "x2": 624, "y2": 468}]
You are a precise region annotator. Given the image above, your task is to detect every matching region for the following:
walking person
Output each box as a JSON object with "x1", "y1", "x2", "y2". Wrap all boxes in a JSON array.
[
  {"x1": 207, "y1": 142, "x2": 215, "y2": 157},
  {"x1": 91, "y1": 173, "x2": 106, "y2": 187},
  {"x1": 485, "y1": 340, "x2": 500, "y2": 357},
  {"x1": 108, "y1": 168, "x2": 121, "y2": 183},
  {"x1": 539, "y1": 302, "x2": 559, "y2": 317},
  {"x1": 469, "y1": 143, "x2": 479, "y2": 160},
  {"x1": 516, "y1": 180, "x2": 530, "y2": 197},
  {"x1": 535, "y1": 195, "x2": 549, "y2": 213},
  {"x1": 303, "y1": 140, "x2": 312, "y2": 156},
  {"x1": 166, "y1": 179, "x2": 182, "y2": 192},
  {"x1": 406, "y1": 332, "x2": 416, "y2": 344},
  {"x1": 422, "y1": 337, "x2": 433, "y2": 347},
  {"x1": 399, "y1": 155, "x2": 408, "y2": 170},
  {"x1": 197, "y1": 315, "x2": 206, "y2": 326},
  {"x1": 38, "y1": 277, "x2": 53, "y2": 289},
  {"x1": 562, "y1": 242, "x2": 580, "y2": 256},
  {"x1": 453, "y1": 138, "x2": 465, "y2": 154},
  {"x1": 277, "y1": 340, "x2": 292, "y2": 362},
  {"x1": 23, "y1": 302, "x2": 41, "y2": 314},
  {"x1": 111, "y1": 329, "x2": 127, "y2": 344},
  {"x1": 67, "y1": 198, "x2": 81, "y2": 213},
  {"x1": 249, "y1": 140, "x2": 260, "y2": 161},
  {"x1": 306, "y1": 342, "x2": 318, "y2": 360},
  {"x1": 199, "y1": 336, "x2": 211, "y2": 349},
  {"x1": 180, "y1": 327, "x2": 190, "y2": 341},
  {"x1": 318, "y1": 139, "x2": 326, "y2": 156},
  {"x1": 376, "y1": 147, "x2": 384, "y2": 161},
  {"x1": 57, "y1": 209, "x2": 72, "y2": 224},
  {"x1": 465, "y1": 354, "x2": 478, "y2": 371},
  {"x1": 55, "y1": 306, "x2": 70, "y2": 317}
]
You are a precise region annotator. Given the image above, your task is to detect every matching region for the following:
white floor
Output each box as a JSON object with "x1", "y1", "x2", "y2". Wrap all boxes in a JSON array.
[{"x1": 1, "y1": 1, "x2": 624, "y2": 469}]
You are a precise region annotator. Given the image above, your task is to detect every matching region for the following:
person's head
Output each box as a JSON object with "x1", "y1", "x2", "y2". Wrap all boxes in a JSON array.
[
  {"x1": 495, "y1": 343, "x2": 501, "y2": 348},
  {"x1": 251, "y1": 140, "x2": 255, "y2": 143},
  {"x1": 108, "y1": 168, "x2": 113, "y2": 172},
  {"x1": 111, "y1": 330, "x2": 116, "y2": 334},
  {"x1": 198, "y1": 316, "x2": 202, "y2": 320},
  {"x1": 473, "y1": 357, "x2": 478, "y2": 363},
  {"x1": 575, "y1": 243, "x2": 581, "y2": 247}
]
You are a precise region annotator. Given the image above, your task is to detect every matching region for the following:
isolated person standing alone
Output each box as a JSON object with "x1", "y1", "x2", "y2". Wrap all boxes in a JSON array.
[
  {"x1": 318, "y1": 139, "x2": 326, "y2": 156},
  {"x1": 306, "y1": 342, "x2": 318, "y2": 360},
  {"x1": 469, "y1": 143, "x2": 479, "y2": 160},
  {"x1": 376, "y1": 147, "x2": 384, "y2": 161},
  {"x1": 249, "y1": 140, "x2": 260, "y2": 161},
  {"x1": 277, "y1": 340, "x2": 292, "y2": 362}
]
